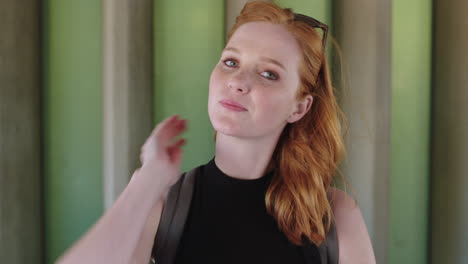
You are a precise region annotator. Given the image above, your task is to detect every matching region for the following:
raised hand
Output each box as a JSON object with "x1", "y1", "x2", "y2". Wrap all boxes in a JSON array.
[{"x1": 137, "y1": 115, "x2": 188, "y2": 199}]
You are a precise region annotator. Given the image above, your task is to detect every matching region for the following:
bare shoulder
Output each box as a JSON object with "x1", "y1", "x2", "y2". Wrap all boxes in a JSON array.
[
  {"x1": 329, "y1": 188, "x2": 357, "y2": 209},
  {"x1": 328, "y1": 188, "x2": 376, "y2": 264}
]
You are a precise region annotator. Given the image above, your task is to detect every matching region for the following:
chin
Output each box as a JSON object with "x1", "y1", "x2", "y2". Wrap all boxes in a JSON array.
[
  {"x1": 210, "y1": 115, "x2": 241, "y2": 136},
  {"x1": 209, "y1": 110, "x2": 249, "y2": 138}
]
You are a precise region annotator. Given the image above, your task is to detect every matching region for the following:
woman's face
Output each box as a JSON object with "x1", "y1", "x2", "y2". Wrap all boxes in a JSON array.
[{"x1": 208, "y1": 21, "x2": 311, "y2": 139}]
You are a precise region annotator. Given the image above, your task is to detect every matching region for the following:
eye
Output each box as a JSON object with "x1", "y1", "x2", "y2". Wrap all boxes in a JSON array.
[
  {"x1": 223, "y1": 59, "x2": 238, "y2": 67},
  {"x1": 260, "y1": 71, "x2": 278, "y2": 80}
]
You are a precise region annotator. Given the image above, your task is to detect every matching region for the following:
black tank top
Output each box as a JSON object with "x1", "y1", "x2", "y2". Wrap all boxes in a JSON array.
[{"x1": 174, "y1": 158, "x2": 321, "y2": 264}]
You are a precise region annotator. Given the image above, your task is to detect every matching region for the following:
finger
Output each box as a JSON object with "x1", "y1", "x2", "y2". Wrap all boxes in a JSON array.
[
  {"x1": 169, "y1": 138, "x2": 186, "y2": 149},
  {"x1": 167, "y1": 138, "x2": 186, "y2": 164},
  {"x1": 152, "y1": 115, "x2": 179, "y2": 137},
  {"x1": 169, "y1": 145, "x2": 183, "y2": 165},
  {"x1": 157, "y1": 118, "x2": 187, "y2": 144}
]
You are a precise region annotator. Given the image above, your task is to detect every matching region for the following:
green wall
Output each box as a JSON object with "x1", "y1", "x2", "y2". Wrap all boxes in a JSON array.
[
  {"x1": 154, "y1": 1, "x2": 225, "y2": 172},
  {"x1": 43, "y1": 1, "x2": 103, "y2": 263},
  {"x1": 390, "y1": 0, "x2": 432, "y2": 263}
]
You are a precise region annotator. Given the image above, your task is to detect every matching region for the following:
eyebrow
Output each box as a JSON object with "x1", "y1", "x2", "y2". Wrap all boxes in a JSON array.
[{"x1": 223, "y1": 47, "x2": 287, "y2": 72}]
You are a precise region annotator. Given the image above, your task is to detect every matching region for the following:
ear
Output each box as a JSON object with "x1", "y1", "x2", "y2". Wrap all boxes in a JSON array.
[{"x1": 287, "y1": 95, "x2": 313, "y2": 123}]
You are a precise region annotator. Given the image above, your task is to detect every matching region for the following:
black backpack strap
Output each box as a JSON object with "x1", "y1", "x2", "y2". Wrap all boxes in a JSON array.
[
  {"x1": 317, "y1": 218, "x2": 339, "y2": 264},
  {"x1": 150, "y1": 167, "x2": 200, "y2": 264},
  {"x1": 309, "y1": 190, "x2": 339, "y2": 264}
]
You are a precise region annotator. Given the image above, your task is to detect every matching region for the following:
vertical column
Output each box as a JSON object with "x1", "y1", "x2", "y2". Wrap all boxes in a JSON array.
[
  {"x1": 43, "y1": 0, "x2": 102, "y2": 262},
  {"x1": 333, "y1": 1, "x2": 392, "y2": 263},
  {"x1": 102, "y1": 0, "x2": 154, "y2": 209},
  {"x1": 225, "y1": 0, "x2": 250, "y2": 37},
  {"x1": 276, "y1": 0, "x2": 331, "y2": 24},
  {"x1": 390, "y1": 0, "x2": 432, "y2": 263},
  {"x1": 431, "y1": 0, "x2": 468, "y2": 263},
  {"x1": 0, "y1": 0, "x2": 43, "y2": 263},
  {"x1": 225, "y1": 0, "x2": 274, "y2": 39},
  {"x1": 153, "y1": 0, "x2": 224, "y2": 172}
]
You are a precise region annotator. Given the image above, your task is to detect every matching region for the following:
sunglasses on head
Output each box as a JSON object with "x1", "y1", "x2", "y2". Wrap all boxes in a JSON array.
[{"x1": 293, "y1": 13, "x2": 328, "y2": 49}]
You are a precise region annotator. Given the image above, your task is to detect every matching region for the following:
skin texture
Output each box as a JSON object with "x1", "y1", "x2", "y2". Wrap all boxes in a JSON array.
[{"x1": 209, "y1": 22, "x2": 313, "y2": 180}]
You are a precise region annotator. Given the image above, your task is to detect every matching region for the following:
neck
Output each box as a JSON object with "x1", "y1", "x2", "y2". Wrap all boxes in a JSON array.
[{"x1": 214, "y1": 131, "x2": 282, "y2": 180}]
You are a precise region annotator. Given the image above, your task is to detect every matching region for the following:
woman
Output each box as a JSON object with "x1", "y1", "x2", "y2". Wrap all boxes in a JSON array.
[{"x1": 57, "y1": 1, "x2": 375, "y2": 263}]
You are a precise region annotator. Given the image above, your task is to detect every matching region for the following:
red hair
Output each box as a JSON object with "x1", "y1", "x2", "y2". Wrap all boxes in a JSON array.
[{"x1": 227, "y1": 1, "x2": 345, "y2": 246}]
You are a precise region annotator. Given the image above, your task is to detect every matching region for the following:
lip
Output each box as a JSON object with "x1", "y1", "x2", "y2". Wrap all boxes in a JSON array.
[{"x1": 219, "y1": 99, "x2": 247, "y2": 112}]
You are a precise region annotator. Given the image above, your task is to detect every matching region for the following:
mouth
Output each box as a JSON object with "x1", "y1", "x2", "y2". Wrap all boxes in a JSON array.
[{"x1": 219, "y1": 99, "x2": 248, "y2": 112}]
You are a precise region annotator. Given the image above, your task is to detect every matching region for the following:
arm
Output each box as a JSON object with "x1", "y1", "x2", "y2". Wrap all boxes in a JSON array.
[
  {"x1": 56, "y1": 171, "x2": 165, "y2": 264},
  {"x1": 56, "y1": 115, "x2": 187, "y2": 264},
  {"x1": 130, "y1": 199, "x2": 164, "y2": 264},
  {"x1": 330, "y1": 188, "x2": 376, "y2": 264}
]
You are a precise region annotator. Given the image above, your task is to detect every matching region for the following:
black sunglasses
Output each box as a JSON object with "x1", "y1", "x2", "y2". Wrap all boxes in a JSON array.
[{"x1": 293, "y1": 13, "x2": 328, "y2": 49}]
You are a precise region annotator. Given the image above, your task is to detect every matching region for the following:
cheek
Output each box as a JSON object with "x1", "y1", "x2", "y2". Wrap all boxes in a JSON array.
[
  {"x1": 208, "y1": 71, "x2": 217, "y2": 106},
  {"x1": 255, "y1": 92, "x2": 293, "y2": 119},
  {"x1": 209, "y1": 68, "x2": 223, "y2": 99},
  {"x1": 208, "y1": 68, "x2": 224, "y2": 118}
]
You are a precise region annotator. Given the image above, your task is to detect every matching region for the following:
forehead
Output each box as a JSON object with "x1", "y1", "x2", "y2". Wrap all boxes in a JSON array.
[{"x1": 226, "y1": 22, "x2": 302, "y2": 69}]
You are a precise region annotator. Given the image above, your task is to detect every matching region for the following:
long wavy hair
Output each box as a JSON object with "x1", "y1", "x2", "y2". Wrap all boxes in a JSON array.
[{"x1": 226, "y1": 1, "x2": 346, "y2": 246}]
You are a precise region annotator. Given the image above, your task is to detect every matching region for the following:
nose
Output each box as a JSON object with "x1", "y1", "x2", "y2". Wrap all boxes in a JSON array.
[{"x1": 227, "y1": 71, "x2": 251, "y2": 94}]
